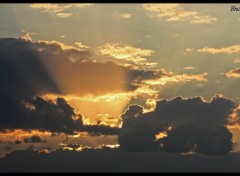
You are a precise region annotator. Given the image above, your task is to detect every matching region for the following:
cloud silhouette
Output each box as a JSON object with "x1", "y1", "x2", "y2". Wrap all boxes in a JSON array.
[
  {"x1": 24, "y1": 135, "x2": 42, "y2": 143},
  {"x1": 0, "y1": 37, "x2": 160, "y2": 134},
  {"x1": 1, "y1": 149, "x2": 240, "y2": 172},
  {"x1": 118, "y1": 95, "x2": 238, "y2": 155}
]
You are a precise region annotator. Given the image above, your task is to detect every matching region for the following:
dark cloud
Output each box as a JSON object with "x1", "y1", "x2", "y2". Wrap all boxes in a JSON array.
[
  {"x1": 0, "y1": 37, "x2": 162, "y2": 133},
  {"x1": 24, "y1": 135, "x2": 42, "y2": 143},
  {"x1": 0, "y1": 37, "x2": 162, "y2": 98},
  {"x1": 14, "y1": 140, "x2": 22, "y2": 145},
  {"x1": 1, "y1": 149, "x2": 240, "y2": 172},
  {"x1": 0, "y1": 38, "x2": 128, "y2": 134},
  {"x1": 0, "y1": 93, "x2": 119, "y2": 135},
  {"x1": 0, "y1": 94, "x2": 82, "y2": 133},
  {"x1": 0, "y1": 38, "x2": 61, "y2": 98},
  {"x1": 118, "y1": 95, "x2": 238, "y2": 155},
  {"x1": 118, "y1": 105, "x2": 158, "y2": 152}
]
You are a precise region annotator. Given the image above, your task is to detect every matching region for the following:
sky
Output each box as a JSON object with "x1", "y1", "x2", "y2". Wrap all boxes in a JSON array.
[{"x1": 0, "y1": 3, "x2": 240, "y2": 172}]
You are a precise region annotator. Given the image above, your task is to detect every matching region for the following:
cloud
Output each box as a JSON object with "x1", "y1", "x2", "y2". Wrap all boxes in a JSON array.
[
  {"x1": 30, "y1": 3, "x2": 94, "y2": 18},
  {"x1": 26, "y1": 39, "x2": 161, "y2": 96},
  {"x1": 225, "y1": 67, "x2": 240, "y2": 78},
  {"x1": 21, "y1": 32, "x2": 32, "y2": 42},
  {"x1": 183, "y1": 66, "x2": 196, "y2": 70},
  {"x1": 0, "y1": 37, "x2": 122, "y2": 133},
  {"x1": 14, "y1": 140, "x2": 22, "y2": 144},
  {"x1": 198, "y1": 45, "x2": 240, "y2": 54},
  {"x1": 35, "y1": 40, "x2": 89, "y2": 52},
  {"x1": 190, "y1": 15, "x2": 217, "y2": 24},
  {"x1": 114, "y1": 12, "x2": 132, "y2": 19},
  {"x1": 56, "y1": 13, "x2": 72, "y2": 18},
  {"x1": 234, "y1": 58, "x2": 240, "y2": 63},
  {"x1": 97, "y1": 43, "x2": 156, "y2": 69},
  {"x1": 142, "y1": 72, "x2": 207, "y2": 86},
  {"x1": 119, "y1": 13, "x2": 132, "y2": 19},
  {"x1": 74, "y1": 42, "x2": 89, "y2": 49},
  {"x1": 118, "y1": 105, "x2": 158, "y2": 152},
  {"x1": 1, "y1": 37, "x2": 139, "y2": 96},
  {"x1": 0, "y1": 91, "x2": 119, "y2": 135},
  {"x1": 118, "y1": 95, "x2": 238, "y2": 155},
  {"x1": 0, "y1": 38, "x2": 61, "y2": 98},
  {"x1": 2, "y1": 36, "x2": 236, "y2": 151},
  {"x1": 142, "y1": 4, "x2": 217, "y2": 24},
  {"x1": 1, "y1": 149, "x2": 240, "y2": 172},
  {"x1": 24, "y1": 135, "x2": 42, "y2": 143},
  {"x1": 30, "y1": 4, "x2": 63, "y2": 12},
  {"x1": 120, "y1": 13, "x2": 132, "y2": 19},
  {"x1": 0, "y1": 37, "x2": 145, "y2": 94},
  {"x1": 185, "y1": 48, "x2": 194, "y2": 52}
]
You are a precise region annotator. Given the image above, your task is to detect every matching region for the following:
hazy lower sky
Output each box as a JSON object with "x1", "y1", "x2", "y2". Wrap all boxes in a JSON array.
[{"x1": 0, "y1": 3, "x2": 240, "y2": 172}]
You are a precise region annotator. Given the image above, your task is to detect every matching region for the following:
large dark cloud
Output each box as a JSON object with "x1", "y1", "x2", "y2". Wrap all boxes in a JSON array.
[
  {"x1": 0, "y1": 93, "x2": 119, "y2": 134},
  {"x1": 2, "y1": 37, "x2": 239, "y2": 156},
  {"x1": 0, "y1": 37, "x2": 155, "y2": 134},
  {"x1": 0, "y1": 37, "x2": 162, "y2": 97},
  {"x1": 118, "y1": 95, "x2": 238, "y2": 155},
  {"x1": 0, "y1": 38, "x2": 60, "y2": 98},
  {"x1": 118, "y1": 105, "x2": 158, "y2": 152},
  {"x1": 1, "y1": 149, "x2": 240, "y2": 172}
]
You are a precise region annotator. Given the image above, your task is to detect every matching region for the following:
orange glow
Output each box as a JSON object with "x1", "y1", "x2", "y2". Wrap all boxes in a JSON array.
[
  {"x1": 61, "y1": 144, "x2": 120, "y2": 151},
  {"x1": 40, "y1": 86, "x2": 158, "y2": 127},
  {"x1": 228, "y1": 125, "x2": 240, "y2": 151},
  {"x1": 228, "y1": 105, "x2": 240, "y2": 124},
  {"x1": 0, "y1": 129, "x2": 51, "y2": 142},
  {"x1": 41, "y1": 93, "x2": 132, "y2": 126},
  {"x1": 68, "y1": 93, "x2": 130, "y2": 126},
  {"x1": 155, "y1": 131, "x2": 167, "y2": 140}
]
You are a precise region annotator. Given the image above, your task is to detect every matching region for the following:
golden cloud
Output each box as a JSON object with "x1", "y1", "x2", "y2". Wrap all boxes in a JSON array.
[
  {"x1": 120, "y1": 13, "x2": 132, "y2": 19},
  {"x1": 75, "y1": 42, "x2": 89, "y2": 49},
  {"x1": 30, "y1": 3, "x2": 94, "y2": 18},
  {"x1": 183, "y1": 66, "x2": 196, "y2": 70},
  {"x1": 56, "y1": 12, "x2": 72, "y2": 18},
  {"x1": 198, "y1": 45, "x2": 240, "y2": 54},
  {"x1": 36, "y1": 40, "x2": 89, "y2": 52},
  {"x1": 97, "y1": 43, "x2": 156, "y2": 69},
  {"x1": 142, "y1": 73, "x2": 207, "y2": 86},
  {"x1": 191, "y1": 15, "x2": 217, "y2": 24},
  {"x1": 235, "y1": 58, "x2": 240, "y2": 63},
  {"x1": 225, "y1": 67, "x2": 240, "y2": 78},
  {"x1": 142, "y1": 3, "x2": 217, "y2": 24}
]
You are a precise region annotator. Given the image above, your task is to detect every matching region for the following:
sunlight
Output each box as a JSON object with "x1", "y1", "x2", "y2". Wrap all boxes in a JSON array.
[{"x1": 155, "y1": 131, "x2": 168, "y2": 140}]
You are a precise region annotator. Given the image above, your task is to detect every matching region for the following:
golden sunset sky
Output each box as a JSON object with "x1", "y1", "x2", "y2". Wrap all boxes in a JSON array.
[{"x1": 0, "y1": 3, "x2": 240, "y2": 159}]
